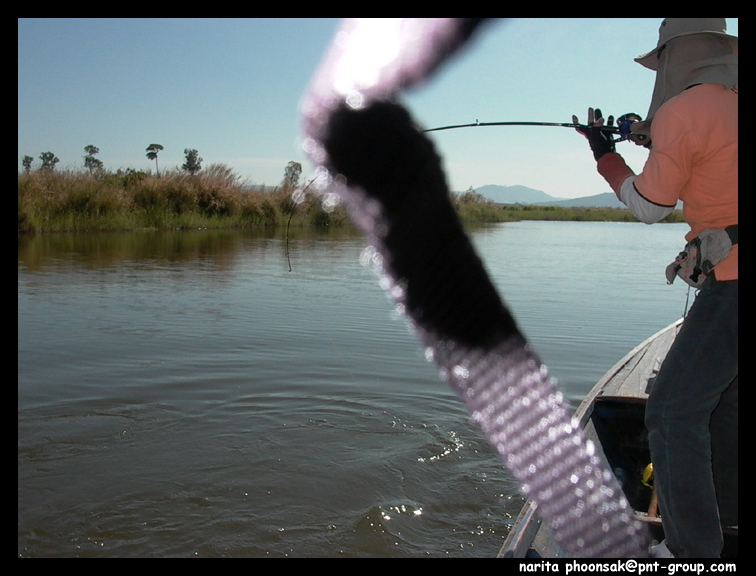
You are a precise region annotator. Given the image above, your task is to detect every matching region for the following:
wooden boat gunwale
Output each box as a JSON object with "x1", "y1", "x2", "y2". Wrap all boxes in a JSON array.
[{"x1": 498, "y1": 319, "x2": 685, "y2": 558}]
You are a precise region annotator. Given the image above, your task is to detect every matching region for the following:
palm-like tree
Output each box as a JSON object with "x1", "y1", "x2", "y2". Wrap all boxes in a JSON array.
[{"x1": 146, "y1": 144, "x2": 164, "y2": 176}]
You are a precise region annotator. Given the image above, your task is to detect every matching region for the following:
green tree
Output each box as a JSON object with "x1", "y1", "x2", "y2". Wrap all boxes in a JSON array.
[
  {"x1": 21, "y1": 155, "x2": 34, "y2": 173},
  {"x1": 83, "y1": 145, "x2": 104, "y2": 173},
  {"x1": 458, "y1": 186, "x2": 488, "y2": 204},
  {"x1": 282, "y1": 161, "x2": 302, "y2": 191},
  {"x1": 182, "y1": 148, "x2": 202, "y2": 175},
  {"x1": 39, "y1": 151, "x2": 59, "y2": 171},
  {"x1": 146, "y1": 143, "x2": 164, "y2": 176}
]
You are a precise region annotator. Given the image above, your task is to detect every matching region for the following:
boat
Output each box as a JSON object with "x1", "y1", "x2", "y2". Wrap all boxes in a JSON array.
[{"x1": 498, "y1": 319, "x2": 738, "y2": 558}]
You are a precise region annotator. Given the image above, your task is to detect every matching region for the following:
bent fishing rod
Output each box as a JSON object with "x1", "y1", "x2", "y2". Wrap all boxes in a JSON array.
[{"x1": 423, "y1": 112, "x2": 643, "y2": 142}]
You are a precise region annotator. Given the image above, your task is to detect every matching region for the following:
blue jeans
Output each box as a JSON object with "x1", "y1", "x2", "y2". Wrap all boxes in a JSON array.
[{"x1": 646, "y1": 277, "x2": 738, "y2": 558}]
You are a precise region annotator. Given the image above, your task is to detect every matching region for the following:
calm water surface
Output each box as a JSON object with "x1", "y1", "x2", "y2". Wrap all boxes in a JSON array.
[{"x1": 18, "y1": 221, "x2": 689, "y2": 557}]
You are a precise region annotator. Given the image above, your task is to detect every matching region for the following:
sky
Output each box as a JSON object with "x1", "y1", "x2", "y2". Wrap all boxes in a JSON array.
[{"x1": 18, "y1": 18, "x2": 738, "y2": 199}]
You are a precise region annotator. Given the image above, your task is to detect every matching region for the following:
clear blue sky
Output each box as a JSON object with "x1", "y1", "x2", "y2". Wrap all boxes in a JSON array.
[{"x1": 18, "y1": 18, "x2": 738, "y2": 199}]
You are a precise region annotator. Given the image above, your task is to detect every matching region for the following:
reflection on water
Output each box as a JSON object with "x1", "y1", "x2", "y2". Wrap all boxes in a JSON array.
[
  {"x1": 18, "y1": 222, "x2": 689, "y2": 557},
  {"x1": 18, "y1": 226, "x2": 359, "y2": 271}
]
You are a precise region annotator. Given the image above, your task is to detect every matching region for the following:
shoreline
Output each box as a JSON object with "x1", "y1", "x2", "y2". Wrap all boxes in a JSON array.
[{"x1": 18, "y1": 169, "x2": 684, "y2": 235}]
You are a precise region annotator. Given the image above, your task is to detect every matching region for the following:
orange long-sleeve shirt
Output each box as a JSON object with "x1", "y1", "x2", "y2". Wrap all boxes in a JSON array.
[{"x1": 599, "y1": 84, "x2": 738, "y2": 280}]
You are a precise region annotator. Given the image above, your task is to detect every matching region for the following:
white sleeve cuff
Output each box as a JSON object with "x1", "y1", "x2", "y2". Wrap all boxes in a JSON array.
[{"x1": 618, "y1": 176, "x2": 675, "y2": 224}]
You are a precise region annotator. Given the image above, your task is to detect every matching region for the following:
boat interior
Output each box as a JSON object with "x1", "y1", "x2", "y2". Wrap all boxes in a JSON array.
[{"x1": 587, "y1": 395, "x2": 738, "y2": 559}]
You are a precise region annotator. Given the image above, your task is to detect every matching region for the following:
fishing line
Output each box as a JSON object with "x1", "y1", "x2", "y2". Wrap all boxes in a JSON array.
[
  {"x1": 285, "y1": 176, "x2": 319, "y2": 272},
  {"x1": 682, "y1": 284, "x2": 697, "y2": 318}
]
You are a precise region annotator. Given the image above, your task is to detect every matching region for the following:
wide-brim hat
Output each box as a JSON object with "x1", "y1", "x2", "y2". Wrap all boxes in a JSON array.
[{"x1": 635, "y1": 18, "x2": 738, "y2": 70}]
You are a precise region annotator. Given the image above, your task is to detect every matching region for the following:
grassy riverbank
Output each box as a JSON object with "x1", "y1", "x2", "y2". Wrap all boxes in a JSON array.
[
  {"x1": 489, "y1": 203, "x2": 685, "y2": 223},
  {"x1": 450, "y1": 188, "x2": 685, "y2": 224},
  {"x1": 18, "y1": 168, "x2": 683, "y2": 234},
  {"x1": 18, "y1": 166, "x2": 353, "y2": 234}
]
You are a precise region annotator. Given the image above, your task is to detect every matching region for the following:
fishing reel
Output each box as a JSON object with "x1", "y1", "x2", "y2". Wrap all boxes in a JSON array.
[{"x1": 605, "y1": 112, "x2": 644, "y2": 142}]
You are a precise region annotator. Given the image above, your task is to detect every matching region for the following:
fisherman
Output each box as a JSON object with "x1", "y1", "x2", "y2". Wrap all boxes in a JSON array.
[{"x1": 572, "y1": 19, "x2": 737, "y2": 558}]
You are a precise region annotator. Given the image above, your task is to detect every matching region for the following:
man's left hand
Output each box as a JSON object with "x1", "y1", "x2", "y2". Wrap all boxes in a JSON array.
[{"x1": 572, "y1": 107, "x2": 616, "y2": 160}]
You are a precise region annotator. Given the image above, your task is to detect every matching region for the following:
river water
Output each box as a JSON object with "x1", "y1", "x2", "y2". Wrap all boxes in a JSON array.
[{"x1": 18, "y1": 220, "x2": 690, "y2": 557}]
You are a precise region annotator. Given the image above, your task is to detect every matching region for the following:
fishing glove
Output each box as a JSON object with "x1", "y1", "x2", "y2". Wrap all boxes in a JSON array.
[{"x1": 573, "y1": 108, "x2": 616, "y2": 160}]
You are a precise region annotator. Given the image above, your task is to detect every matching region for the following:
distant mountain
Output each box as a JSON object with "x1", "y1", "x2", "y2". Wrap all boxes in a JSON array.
[
  {"x1": 474, "y1": 184, "x2": 681, "y2": 209},
  {"x1": 537, "y1": 192, "x2": 625, "y2": 208},
  {"x1": 475, "y1": 184, "x2": 565, "y2": 205}
]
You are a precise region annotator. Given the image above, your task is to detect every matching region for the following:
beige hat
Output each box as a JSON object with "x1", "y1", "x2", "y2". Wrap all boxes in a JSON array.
[
  {"x1": 635, "y1": 18, "x2": 738, "y2": 71},
  {"x1": 630, "y1": 18, "x2": 738, "y2": 129}
]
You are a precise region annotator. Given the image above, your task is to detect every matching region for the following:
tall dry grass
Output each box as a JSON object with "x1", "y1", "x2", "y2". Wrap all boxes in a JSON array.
[
  {"x1": 18, "y1": 165, "x2": 673, "y2": 234},
  {"x1": 18, "y1": 164, "x2": 349, "y2": 233}
]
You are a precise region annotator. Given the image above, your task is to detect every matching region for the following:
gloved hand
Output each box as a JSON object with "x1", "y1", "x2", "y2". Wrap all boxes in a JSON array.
[{"x1": 572, "y1": 107, "x2": 616, "y2": 160}]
